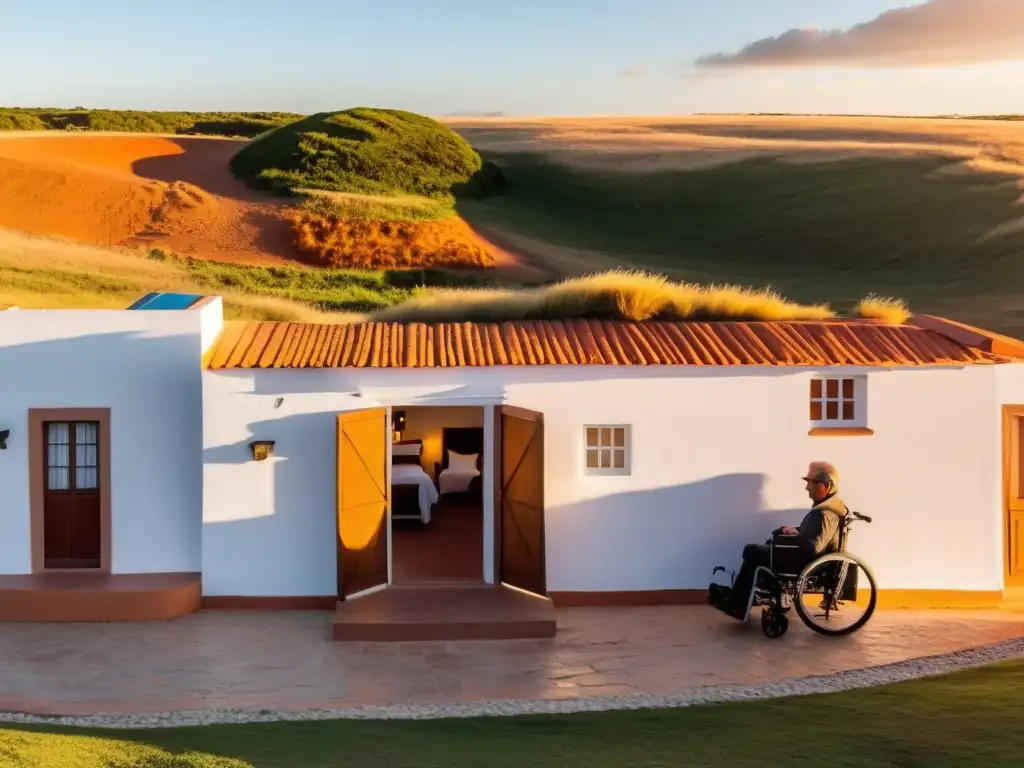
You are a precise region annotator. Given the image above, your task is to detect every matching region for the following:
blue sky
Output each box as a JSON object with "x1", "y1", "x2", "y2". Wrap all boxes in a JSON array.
[{"x1": 1, "y1": 0, "x2": 1022, "y2": 115}]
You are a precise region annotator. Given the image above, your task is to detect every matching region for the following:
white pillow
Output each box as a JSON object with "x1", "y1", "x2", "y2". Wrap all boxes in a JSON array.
[
  {"x1": 392, "y1": 443, "x2": 421, "y2": 457},
  {"x1": 447, "y1": 450, "x2": 479, "y2": 473}
]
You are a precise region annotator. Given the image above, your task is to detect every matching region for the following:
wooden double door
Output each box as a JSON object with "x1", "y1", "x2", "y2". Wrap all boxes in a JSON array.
[
  {"x1": 42, "y1": 420, "x2": 102, "y2": 569},
  {"x1": 1003, "y1": 407, "x2": 1024, "y2": 587},
  {"x1": 335, "y1": 406, "x2": 546, "y2": 599}
]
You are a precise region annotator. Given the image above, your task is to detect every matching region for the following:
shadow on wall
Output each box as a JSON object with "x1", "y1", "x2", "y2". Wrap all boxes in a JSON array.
[
  {"x1": 202, "y1": 411, "x2": 341, "y2": 597},
  {"x1": 245, "y1": 366, "x2": 814, "y2": 398},
  {"x1": 201, "y1": 418, "x2": 822, "y2": 596},
  {"x1": 545, "y1": 473, "x2": 810, "y2": 591}
]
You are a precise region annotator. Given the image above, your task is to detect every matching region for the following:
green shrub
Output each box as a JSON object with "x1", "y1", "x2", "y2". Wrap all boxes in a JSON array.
[
  {"x1": 229, "y1": 108, "x2": 505, "y2": 200},
  {"x1": 0, "y1": 108, "x2": 301, "y2": 137},
  {"x1": 0, "y1": 111, "x2": 47, "y2": 131}
]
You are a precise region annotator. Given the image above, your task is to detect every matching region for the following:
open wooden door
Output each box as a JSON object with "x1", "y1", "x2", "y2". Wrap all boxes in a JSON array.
[
  {"x1": 337, "y1": 408, "x2": 390, "y2": 599},
  {"x1": 1004, "y1": 407, "x2": 1024, "y2": 587},
  {"x1": 497, "y1": 406, "x2": 546, "y2": 596}
]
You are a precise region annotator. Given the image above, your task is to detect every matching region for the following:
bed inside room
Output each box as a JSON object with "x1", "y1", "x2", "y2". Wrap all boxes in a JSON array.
[{"x1": 389, "y1": 406, "x2": 485, "y2": 584}]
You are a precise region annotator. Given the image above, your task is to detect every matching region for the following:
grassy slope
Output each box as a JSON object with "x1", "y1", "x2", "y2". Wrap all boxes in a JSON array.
[
  {"x1": 8, "y1": 232, "x2": 895, "y2": 325},
  {"x1": 458, "y1": 152, "x2": 1024, "y2": 336},
  {"x1": 0, "y1": 108, "x2": 300, "y2": 137},
  {"x1": 4, "y1": 660, "x2": 1024, "y2": 767},
  {"x1": 0, "y1": 232, "x2": 495, "y2": 320}
]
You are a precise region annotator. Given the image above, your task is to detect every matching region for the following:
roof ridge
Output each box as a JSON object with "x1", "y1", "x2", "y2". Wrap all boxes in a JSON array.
[{"x1": 221, "y1": 317, "x2": 906, "y2": 328}]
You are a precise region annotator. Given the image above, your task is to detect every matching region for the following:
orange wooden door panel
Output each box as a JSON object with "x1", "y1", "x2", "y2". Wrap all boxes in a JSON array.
[
  {"x1": 499, "y1": 406, "x2": 546, "y2": 596},
  {"x1": 1004, "y1": 408, "x2": 1024, "y2": 587},
  {"x1": 336, "y1": 408, "x2": 389, "y2": 598}
]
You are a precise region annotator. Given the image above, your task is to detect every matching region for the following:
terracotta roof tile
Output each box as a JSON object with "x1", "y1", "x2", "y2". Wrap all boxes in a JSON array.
[{"x1": 205, "y1": 319, "x2": 1019, "y2": 370}]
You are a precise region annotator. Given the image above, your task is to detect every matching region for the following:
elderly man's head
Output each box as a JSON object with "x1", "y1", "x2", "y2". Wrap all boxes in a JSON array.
[{"x1": 802, "y1": 461, "x2": 838, "y2": 502}]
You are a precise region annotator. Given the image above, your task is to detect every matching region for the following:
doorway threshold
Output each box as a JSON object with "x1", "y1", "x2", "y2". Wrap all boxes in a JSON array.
[{"x1": 332, "y1": 584, "x2": 556, "y2": 641}]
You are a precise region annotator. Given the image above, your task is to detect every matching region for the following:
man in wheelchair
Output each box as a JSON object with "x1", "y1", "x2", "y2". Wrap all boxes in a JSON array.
[{"x1": 708, "y1": 461, "x2": 849, "y2": 620}]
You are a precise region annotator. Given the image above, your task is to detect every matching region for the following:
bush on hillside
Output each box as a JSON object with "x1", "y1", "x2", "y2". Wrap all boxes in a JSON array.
[
  {"x1": 229, "y1": 107, "x2": 505, "y2": 200},
  {"x1": 0, "y1": 108, "x2": 300, "y2": 137},
  {"x1": 0, "y1": 111, "x2": 47, "y2": 131}
]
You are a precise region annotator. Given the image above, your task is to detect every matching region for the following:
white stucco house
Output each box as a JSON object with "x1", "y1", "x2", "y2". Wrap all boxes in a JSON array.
[{"x1": 2, "y1": 291, "x2": 1024, "y2": 635}]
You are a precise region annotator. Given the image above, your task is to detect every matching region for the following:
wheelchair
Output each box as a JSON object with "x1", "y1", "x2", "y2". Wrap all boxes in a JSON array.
[{"x1": 710, "y1": 510, "x2": 877, "y2": 639}]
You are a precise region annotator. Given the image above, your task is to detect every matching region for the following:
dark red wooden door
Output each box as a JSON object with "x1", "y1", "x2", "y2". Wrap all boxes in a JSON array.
[
  {"x1": 43, "y1": 421, "x2": 101, "y2": 568},
  {"x1": 499, "y1": 406, "x2": 546, "y2": 596}
]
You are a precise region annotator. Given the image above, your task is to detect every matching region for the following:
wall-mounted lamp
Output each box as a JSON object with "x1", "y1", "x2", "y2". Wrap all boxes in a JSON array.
[
  {"x1": 392, "y1": 410, "x2": 406, "y2": 442},
  {"x1": 0, "y1": 429, "x2": 8, "y2": 450},
  {"x1": 249, "y1": 440, "x2": 275, "y2": 462}
]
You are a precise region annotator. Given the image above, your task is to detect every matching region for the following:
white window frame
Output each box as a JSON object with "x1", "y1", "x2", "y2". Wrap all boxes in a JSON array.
[
  {"x1": 810, "y1": 374, "x2": 867, "y2": 428},
  {"x1": 583, "y1": 424, "x2": 631, "y2": 476}
]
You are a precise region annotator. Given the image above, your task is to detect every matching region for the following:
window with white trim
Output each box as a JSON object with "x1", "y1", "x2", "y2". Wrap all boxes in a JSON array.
[
  {"x1": 810, "y1": 375, "x2": 867, "y2": 428},
  {"x1": 584, "y1": 425, "x2": 631, "y2": 475}
]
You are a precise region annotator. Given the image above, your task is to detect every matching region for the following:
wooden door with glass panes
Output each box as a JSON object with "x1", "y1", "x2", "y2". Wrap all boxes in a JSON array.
[{"x1": 42, "y1": 420, "x2": 102, "y2": 568}]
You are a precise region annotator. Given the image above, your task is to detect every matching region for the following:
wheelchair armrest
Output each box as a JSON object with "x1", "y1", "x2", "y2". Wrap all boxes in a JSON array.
[{"x1": 771, "y1": 532, "x2": 800, "y2": 543}]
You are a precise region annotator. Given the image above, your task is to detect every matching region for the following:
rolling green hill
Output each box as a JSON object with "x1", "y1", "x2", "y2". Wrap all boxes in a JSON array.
[
  {"x1": 457, "y1": 151, "x2": 1024, "y2": 336},
  {"x1": 229, "y1": 108, "x2": 503, "y2": 201}
]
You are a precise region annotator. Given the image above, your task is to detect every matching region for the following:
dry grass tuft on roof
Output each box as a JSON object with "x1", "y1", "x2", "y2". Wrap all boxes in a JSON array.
[
  {"x1": 370, "y1": 270, "x2": 898, "y2": 324},
  {"x1": 854, "y1": 294, "x2": 912, "y2": 325}
]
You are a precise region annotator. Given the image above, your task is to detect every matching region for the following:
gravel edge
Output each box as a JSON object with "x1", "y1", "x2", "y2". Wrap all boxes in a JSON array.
[{"x1": 2, "y1": 636, "x2": 1022, "y2": 730}]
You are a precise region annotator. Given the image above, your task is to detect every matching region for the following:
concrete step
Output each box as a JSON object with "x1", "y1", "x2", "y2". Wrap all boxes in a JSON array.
[{"x1": 332, "y1": 584, "x2": 557, "y2": 641}]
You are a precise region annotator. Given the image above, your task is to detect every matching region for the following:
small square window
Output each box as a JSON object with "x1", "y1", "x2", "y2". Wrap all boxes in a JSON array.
[
  {"x1": 809, "y1": 375, "x2": 866, "y2": 428},
  {"x1": 584, "y1": 425, "x2": 630, "y2": 475}
]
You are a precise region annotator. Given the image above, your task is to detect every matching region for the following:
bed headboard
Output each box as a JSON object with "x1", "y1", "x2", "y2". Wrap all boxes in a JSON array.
[
  {"x1": 439, "y1": 427, "x2": 484, "y2": 472},
  {"x1": 392, "y1": 439, "x2": 423, "y2": 466}
]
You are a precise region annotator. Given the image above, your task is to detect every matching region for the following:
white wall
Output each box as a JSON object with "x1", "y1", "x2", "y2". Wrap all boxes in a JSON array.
[
  {"x1": 0, "y1": 309, "x2": 206, "y2": 574},
  {"x1": 202, "y1": 362, "x2": 1015, "y2": 596},
  {"x1": 505, "y1": 365, "x2": 1004, "y2": 594},
  {"x1": 201, "y1": 370, "x2": 500, "y2": 596},
  {"x1": 197, "y1": 297, "x2": 225, "y2": 358}
]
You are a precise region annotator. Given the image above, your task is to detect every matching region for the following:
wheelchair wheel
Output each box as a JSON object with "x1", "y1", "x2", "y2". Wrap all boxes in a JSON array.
[
  {"x1": 793, "y1": 552, "x2": 877, "y2": 636},
  {"x1": 760, "y1": 607, "x2": 789, "y2": 639}
]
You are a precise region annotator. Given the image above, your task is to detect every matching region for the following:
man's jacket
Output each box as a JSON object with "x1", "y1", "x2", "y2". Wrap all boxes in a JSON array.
[{"x1": 796, "y1": 494, "x2": 849, "y2": 558}]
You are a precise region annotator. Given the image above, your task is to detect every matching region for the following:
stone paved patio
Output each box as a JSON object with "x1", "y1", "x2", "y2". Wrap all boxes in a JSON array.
[{"x1": 1, "y1": 607, "x2": 1023, "y2": 717}]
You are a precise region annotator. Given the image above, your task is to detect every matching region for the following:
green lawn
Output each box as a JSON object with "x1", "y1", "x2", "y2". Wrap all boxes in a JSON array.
[
  {"x1": 458, "y1": 153, "x2": 1024, "y2": 337},
  {"x1": 4, "y1": 660, "x2": 1023, "y2": 767}
]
